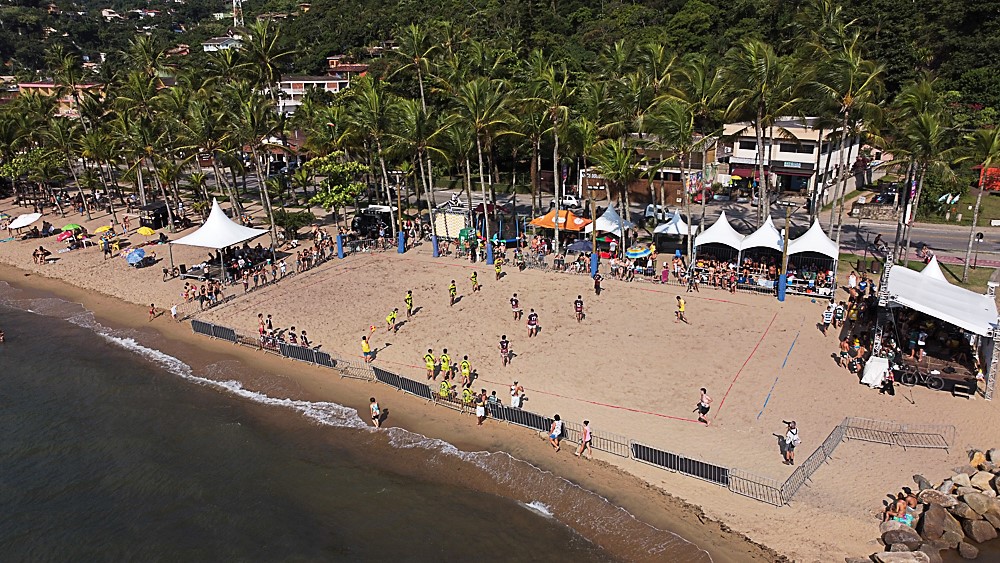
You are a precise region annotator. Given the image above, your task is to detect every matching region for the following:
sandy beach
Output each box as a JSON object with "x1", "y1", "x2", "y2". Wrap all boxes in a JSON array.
[{"x1": 3, "y1": 199, "x2": 999, "y2": 561}]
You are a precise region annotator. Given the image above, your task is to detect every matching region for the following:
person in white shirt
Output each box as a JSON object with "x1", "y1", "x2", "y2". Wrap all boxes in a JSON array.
[
  {"x1": 549, "y1": 414, "x2": 563, "y2": 452},
  {"x1": 783, "y1": 421, "x2": 800, "y2": 465}
]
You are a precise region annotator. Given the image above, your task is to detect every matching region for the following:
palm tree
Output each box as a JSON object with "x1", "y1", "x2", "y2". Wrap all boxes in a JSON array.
[
  {"x1": 45, "y1": 117, "x2": 92, "y2": 220},
  {"x1": 530, "y1": 62, "x2": 574, "y2": 252},
  {"x1": 243, "y1": 20, "x2": 294, "y2": 97},
  {"x1": 811, "y1": 33, "x2": 884, "y2": 250},
  {"x1": 454, "y1": 77, "x2": 511, "y2": 251},
  {"x1": 956, "y1": 128, "x2": 1000, "y2": 281},
  {"x1": 591, "y1": 140, "x2": 643, "y2": 254},
  {"x1": 647, "y1": 101, "x2": 703, "y2": 257},
  {"x1": 346, "y1": 76, "x2": 402, "y2": 232},
  {"x1": 677, "y1": 53, "x2": 726, "y2": 226},
  {"x1": 901, "y1": 111, "x2": 956, "y2": 265},
  {"x1": 228, "y1": 81, "x2": 282, "y2": 250}
]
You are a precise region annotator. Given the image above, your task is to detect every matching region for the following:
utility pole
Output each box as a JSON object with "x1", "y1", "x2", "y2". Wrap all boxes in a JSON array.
[{"x1": 233, "y1": 0, "x2": 244, "y2": 27}]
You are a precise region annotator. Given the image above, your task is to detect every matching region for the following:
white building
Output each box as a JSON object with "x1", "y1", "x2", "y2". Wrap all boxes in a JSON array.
[
  {"x1": 718, "y1": 117, "x2": 878, "y2": 205},
  {"x1": 201, "y1": 37, "x2": 241, "y2": 52}
]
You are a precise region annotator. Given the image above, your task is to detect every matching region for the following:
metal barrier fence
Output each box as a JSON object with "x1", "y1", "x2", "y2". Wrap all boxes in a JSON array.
[
  {"x1": 561, "y1": 421, "x2": 631, "y2": 458},
  {"x1": 728, "y1": 469, "x2": 784, "y2": 506},
  {"x1": 186, "y1": 318, "x2": 958, "y2": 508},
  {"x1": 630, "y1": 441, "x2": 730, "y2": 486}
]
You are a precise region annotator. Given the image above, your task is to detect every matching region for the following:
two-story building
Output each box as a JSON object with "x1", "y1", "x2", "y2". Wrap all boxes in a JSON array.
[
  {"x1": 16, "y1": 82, "x2": 101, "y2": 117},
  {"x1": 718, "y1": 117, "x2": 877, "y2": 205},
  {"x1": 275, "y1": 58, "x2": 368, "y2": 114},
  {"x1": 201, "y1": 37, "x2": 241, "y2": 52}
]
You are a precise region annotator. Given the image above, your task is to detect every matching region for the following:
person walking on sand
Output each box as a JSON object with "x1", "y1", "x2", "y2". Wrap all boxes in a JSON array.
[
  {"x1": 424, "y1": 349, "x2": 436, "y2": 380},
  {"x1": 362, "y1": 335, "x2": 374, "y2": 363},
  {"x1": 370, "y1": 397, "x2": 381, "y2": 428},
  {"x1": 783, "y1": 421, "x2": 800, "y2": 465},
  {"x1": 499, "y1": 335, "x2": 512, "y2": 367},
  {"x1": 148, "y1": 303, "x2": 156, "y2": 322},
  {"x1": 510, "y1": 380, "x2": 523, "y2": 408},
  {"x1": 460, "y1": 355, "x2": 472, "y2": 387},
  {"x1": 439, "y1": 349, "x2": 452, "y2": 379},
  {"x1": 449, "y1": 280, "x2": 457, "y2": 306},
  {"x1": 170, "y1": 304, "x2": 178, "y2": 322},
  {"x1": 675, "y1": 296, "x2": 687, "y2": 324},
  {"x1": 821, "y1": 303, "x2": 834, "y2": 336},
  {"x1": 575, "y1": 420, "x2": 593, "y2": 459},
  {"x1": 549, "y1": 414, "x2": 563, "y2": 451},
  {"x1": 527, "y1": 309, "x2": 539, "y2": 338},
  {"x1": 476, "y1": 389, "x2": 487, "y2": 425},
  {"x1": 593, "y1": 272, "x2": 603, "y2": 295},
  {"x1": 471, "y1": 271, "x2": 480, "y2": 292},
  {"x1": 510, "y1": 293, "x2": 522, "y2": 320},
  {"x1": 405, "y1": 290, "x2": 414, "y2": 318},
  {"x1": 495, "y1": 260, "x2": 502, "y2": 281},
  {"x1": 574, "y1": 295, "x2": 585, "y2": 323},
  {"x1": 386, "y1": 308, "x2": 398, "y2": 333},
  {"x1": 693, "y1": 388, "x2": 712, "y2": 425}
]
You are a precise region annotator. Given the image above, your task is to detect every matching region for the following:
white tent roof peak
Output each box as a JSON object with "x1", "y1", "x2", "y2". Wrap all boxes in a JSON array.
[
  {"x1": 170, "y1": 199, "x2": 269, "y2": 249},
  {"x1": 740, "y1": 216, "x2": 784, "y2": 252},
  {"x1": 787, "y1": 220, "x2": 839, "y2": 258},
  {"x1": 653, "y1": 210, "x2": 699, "y2": 236},
  {"x1": 919, "y1": 256, "x2": 948, "y2": 282},
  {"x1": 583, "y1": 205, "x2": 635, "y2": 236},
  {"x1": 694, "y1": 210, "x2": 744, "y2": 250}
]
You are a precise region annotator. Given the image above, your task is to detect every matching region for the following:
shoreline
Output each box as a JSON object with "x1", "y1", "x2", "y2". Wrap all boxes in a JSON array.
[{"x1": 0, "y1": 265, "x2": 782, "y2": 562}]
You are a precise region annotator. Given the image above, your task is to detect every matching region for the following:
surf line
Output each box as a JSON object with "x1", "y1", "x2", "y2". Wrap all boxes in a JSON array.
[
  {"x1": 713, "y1": 310, "x2": 779, "y2": 418},
  {"x1": 755, "y1": 316, "x2": 804, "y2": 420}
]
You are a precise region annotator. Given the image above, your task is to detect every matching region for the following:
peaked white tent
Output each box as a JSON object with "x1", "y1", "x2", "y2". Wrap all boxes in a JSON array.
[
  {"x1": 583, "y1": 206, "x2": 634, "y2": 237},
  {"x1": 919, "y1": 256, "x2": 948, "y2": 282},
  {"x1": 884, "y1": 263, "x2": 998, "y2": 336},
  {"x1": 787, "y1": 220, "x2": 838, "y2": 258},
  {"x1": 694, "y1": 211, "x2": 744, "y2": 250},
  {"x1": 740, "y1": 216, "x2": 783, "y2": 252},
  {"x1": 653, "y1": 210, "x2": 699, "y2": 236},
  {"x1": 171, "y1": 200, "x2": 268, "y2": 249}
]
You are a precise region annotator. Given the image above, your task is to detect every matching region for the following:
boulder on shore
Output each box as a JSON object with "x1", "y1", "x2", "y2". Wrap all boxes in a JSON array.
[
  {"x1": 948, "y1": 501, "x2": 982, "y2": 521},
  {"x1": 873, "y1": 551, "x2": 931, "y2": 562},
  {"x1": 958, "y1": 541, "x2": 979, "y2": 559},
  {"x1": 938, "y1": 480, "x2": 955, "y2": 494},
  {"x1": 919, "y1": 504, "x2": 963, "y2": 541},
  {"x1": 914, "y1": 474, "x2": 933, "y2": 491},
  {"x1": 882, "y1": 526, "x2": 923, "y2": 550},
  {"x1": 952, "y1": 473, "x2": 972, "y2": 488},
  {"x1": 987, "y1": 448, "x2": 999, "y2": 463},
  {"x1": 983, "y1": 512, "x2": 1000, "y2": 529},
  {"x1": 970, "y1": 471, "x2": 994, "y2": 491},
  {"x1": 963, "y1": 492, "x2": 991, "y2": 515},
  {"x1": 962, "y1": 519, "x2": 998, "y2": 544},
  {"x1": 969, "y1": 451, "x2": 986, "y2": 468},
  {"x1": 918, "y1": 489, "x2": 959, "y2": 508}
]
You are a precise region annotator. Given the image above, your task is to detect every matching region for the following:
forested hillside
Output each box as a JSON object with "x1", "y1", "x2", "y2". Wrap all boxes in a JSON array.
[{"x1": 1, "y1": 0, "x2": 998, "y2": 107}]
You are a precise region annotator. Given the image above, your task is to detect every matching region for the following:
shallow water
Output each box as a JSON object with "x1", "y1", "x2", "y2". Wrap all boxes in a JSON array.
[{"x1": 0, "y1": 282, "x2": 710, "y2": 562}]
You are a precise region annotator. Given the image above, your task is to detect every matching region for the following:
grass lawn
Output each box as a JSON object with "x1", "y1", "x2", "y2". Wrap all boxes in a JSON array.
[
  {"x1": 836, "y1": 252, "x2": 996, "y2": 292},
  {"x1": 918, "y1": 190, "x2": 1000, "y2": 227}
]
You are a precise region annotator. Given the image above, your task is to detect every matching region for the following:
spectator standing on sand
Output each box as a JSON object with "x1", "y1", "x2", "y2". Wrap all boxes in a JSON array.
[
  {"x1": 575, "y1": 420, "x2": 593, "y2": 459},
  {"x1": 476, "y1": 390, "x2": 487, "y2": 425},
  {"x1": 148, "y1": 303, "x2": 156, "y2": 322},
  {"x1": 370, "y1": 397, "x2": 381, "y2": 428},
  {"x1": 593, "y1": 273, "x2": 603, "y2": 295},
  {"x1": 783, "y1": 421, "x2": 800, "y2": 465},
  {"x1": 549, "y1": 414, "x2": 563, "y2": 451},
  {"x1": 510, "y1": 380, "x2": 523, "y2": 408}
]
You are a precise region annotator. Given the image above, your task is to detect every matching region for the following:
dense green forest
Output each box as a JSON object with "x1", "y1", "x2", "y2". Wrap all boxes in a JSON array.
[{"x1": 2, "y1": 0, "x2": 999, "y2": 108}]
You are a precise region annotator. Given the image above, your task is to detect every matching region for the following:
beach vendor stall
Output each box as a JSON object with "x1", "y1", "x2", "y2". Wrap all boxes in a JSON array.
[
  {"x1": 169, "y1": 199, "x2": 268, "y2": 282},
  {"x1": 784, "y1": 220, "x2": 838, "y2": 297}
]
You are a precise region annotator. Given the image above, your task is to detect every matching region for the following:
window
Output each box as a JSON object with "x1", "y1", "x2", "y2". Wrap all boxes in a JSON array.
[
  {"x1": 779, "y1": 143, "x2": 815, "y2": 154},
  {"x1": 738, "y1": 140, "x2": 757, "y2": 150}
]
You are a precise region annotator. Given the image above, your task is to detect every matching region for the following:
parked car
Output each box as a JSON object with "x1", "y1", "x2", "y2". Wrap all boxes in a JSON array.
[
  {"x1": 351, "y1": 206, "x2": 397, "y2": 238},
  {"x1": 872, "y1": 192, "x2": 896, "y2": 205},
  {"x1": 644, "y1": 204, "x2": 670, "y2": 222},
  {"x1": 550, "y1": 194, "x2": 582, "y2": 209}
]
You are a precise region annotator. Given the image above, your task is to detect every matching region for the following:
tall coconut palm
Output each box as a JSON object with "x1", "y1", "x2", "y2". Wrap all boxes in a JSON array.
[
  {"x1": 454, "y1": 77, "x2": 510, "y2": 250},
  {"x1": 530, "y1": 62, "x2": 574, "y2": 252},
  {"x1": 228, "y1": 81, "x2": 282, "y2": 249},
  {"x1": 901, "y1": 111, "x2": 956, "y2": 265},
  {"x1": 45, "y1": 117, "x2": 92, "y2": 220},
  {"x1": 647, "y1": 101, "x2": 703, "y2": 257},
  {"x1": 677, "y1": 53, "x2": 726, "y2": 226},
  {"x1": 346, "y1": 76, "x2": 402, "y2": 232},
  {"x1": 243, "y1": 20, "x2": 294, "y2": 98},
  {"x1": 956, "y1": 128, "x2": 1000, "y2": 281},
  {"x1": 591, "y1": 140, "x2": 643, "y2": 254},
  {"x1": 811, "y1": 33, "x2": 884, "y2": 250}
]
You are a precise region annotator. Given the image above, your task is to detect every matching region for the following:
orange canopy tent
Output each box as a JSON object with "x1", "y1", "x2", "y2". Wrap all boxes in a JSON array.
[{"x1": 529, "y1": 209, "x2": 592, "y2": 231}]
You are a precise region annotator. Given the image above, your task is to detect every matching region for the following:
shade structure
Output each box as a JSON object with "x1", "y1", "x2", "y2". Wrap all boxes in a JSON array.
[
  {"x1": 566, "y1": 240, "x2": 593, "y2": 253},
  {"x1": 170, "y1": 199, "x2": 268, "y2": 249},
  {"x1": 919, "y1": 256, "x2": 948, "y2": 282},
  {"x1": 625, "y1": 245, "x2": 651, "y2": 259},
  {"x1": 787, "y1": 220, "x2": 838, "y2": 258},
  {"x1": 653, "y1": 210, "x2": 699, "y2": 236},
  {"x1": 884, "y1": 263, "x2": 998, "y2": 336},
  {"x1": 8, "y1": 213, "x2": 42, "y2": 229},
  {"x1": 740, "y1": 216, "x2": 783, "y2": 252},
  {"x1": 694, "y1": 211, "x2": 744, "y2": 250},
  {"x1": 583, "y1": 206, "x2": 634, "y2": 236},
  {"x1": 529, "y1": 209, "x2": 591, "y2": 232}
]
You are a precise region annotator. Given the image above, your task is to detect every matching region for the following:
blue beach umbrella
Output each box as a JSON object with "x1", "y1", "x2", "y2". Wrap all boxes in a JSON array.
[
  {"x1": 625, "y1": 245, "x2": 651, "y2": 259},
  {"x1": 126, "y1": 248, "x2": 146, "y2": 265},
  {"x1": 567, "y1": 240, "x2": 593, "y2": 253}
]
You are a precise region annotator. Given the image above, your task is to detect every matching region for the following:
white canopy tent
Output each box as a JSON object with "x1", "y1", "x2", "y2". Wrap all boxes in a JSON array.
[
  {"x1": 919, "y1": 256, "x2": 948, "y2": 282},
  {"x1": 583, "y1": 206, "x2": 634, "y2": 237},
  {"x1": 171, "y1": 199, "x2": 268, "y2": 249},
  {"x1": 787, "y1": 220, "x2": 838, "y2": 258},
  {"x1": 8, "y1": 212, "x2": 42, "y2": 230},
  {"x1": 884, "y1": 262, "x2": 998, "y2": 337},
  {"x1": 693, "y1": 211, "x2": 744, "y2": 250},
  {"x1": 740, "y1": 216, "x2": 783, "y2": 252},
  {"x1": 653, "y1": 210, "x2": 699, "y2": 236}
]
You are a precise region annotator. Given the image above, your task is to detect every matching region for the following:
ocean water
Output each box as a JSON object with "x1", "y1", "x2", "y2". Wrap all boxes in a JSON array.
[{"x1": 0, "y1": 282, "x2": 710, "y2": 562}]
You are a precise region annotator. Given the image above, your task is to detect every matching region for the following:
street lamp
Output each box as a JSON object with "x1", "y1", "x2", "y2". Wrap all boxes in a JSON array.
[{"x1": 974, "y1": 232, "x2": 984, "y2": 269}]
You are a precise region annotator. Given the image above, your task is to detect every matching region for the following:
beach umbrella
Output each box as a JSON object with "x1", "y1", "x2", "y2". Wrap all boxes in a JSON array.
[
  {"x1": 625, "y1": 245, "x2": 651, "y2": 259},
  {"x1": 731, "y1": 175, "x2": 743, "y2": 180},
  {"x1": 136, "y1": 226, "x2": 156, "y2": 236},
  {"x1": 94, "y1": 225, "x2": 112, "y2": 233},
  {"x1": 126, "y1": 248, "x2": 146, "y2": 265},
  {"x1": 8, "y1": 213, "x2": 42, "y2": 229},
  {"x1": 62, "y1": 224, "x2": 83, "y2": 232},
  {"x1": 56, "y1": 231, "x2": 75, "y2": 242},
  {"x1": 566, "y1": 240, "x2": 593, "y2": 253}
]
